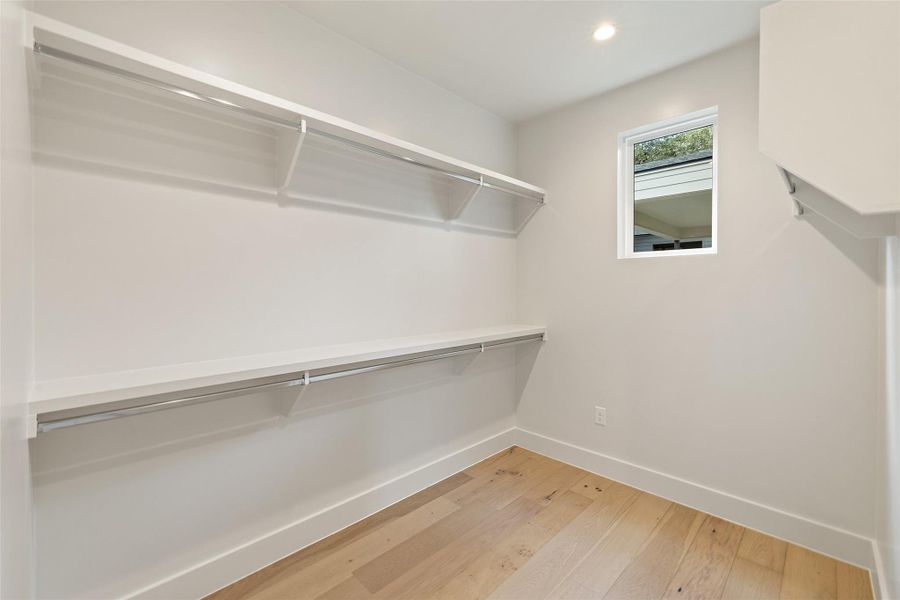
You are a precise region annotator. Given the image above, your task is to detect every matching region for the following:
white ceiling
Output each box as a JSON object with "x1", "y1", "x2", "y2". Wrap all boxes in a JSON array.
[{"x1": 285, "y1": 1, "x2": 770, "y2": 122}]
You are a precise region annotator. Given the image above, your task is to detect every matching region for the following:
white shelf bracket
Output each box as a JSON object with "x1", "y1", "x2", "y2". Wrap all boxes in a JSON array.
[
  {"x1": 276, "y1": 118, "x2": 307, "y2": 191},
  {"x1": 280, "y1": 370, "x2": 310, "y2": 417},
  {"x1": 778, "y1": 166, "x2": 804, "y2": 217},
  {"x1": 448, "y1": 175, "x2": 484, "y2": 222},
  {"x1": 452, "y1": 343, "x2": 485, "y2": 375},
  {"x1": 514, "y1": 197, "x2": 546, "y2": 235}
]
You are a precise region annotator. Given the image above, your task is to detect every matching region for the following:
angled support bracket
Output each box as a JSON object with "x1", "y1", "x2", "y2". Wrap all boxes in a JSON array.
[
  {"x1": 452, "y1": 343, "x2": 485, "y2": 375},
  {"x1": 276, "y1": 118, "x2": 307, "y2": 191},
  {"x1": 448, "y1": 175, "x2": 484, "y2": 222},
  {"x1": 514, "y1": 196, "x2": 546, "y2": 235},
  {"x1": 778, "y1": 166, "x2": 804, "y2": 217},
  {"x1": 27, "y1": 43, "x2": 45, "y2": 93},
  {"x1": 280, "y1": 370, "x2": 310, "y2": 417}
]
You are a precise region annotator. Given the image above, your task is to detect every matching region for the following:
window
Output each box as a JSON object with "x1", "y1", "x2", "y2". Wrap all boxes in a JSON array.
[{"x1": 617, "y1": 107, "x2": 718, "y2": 258}]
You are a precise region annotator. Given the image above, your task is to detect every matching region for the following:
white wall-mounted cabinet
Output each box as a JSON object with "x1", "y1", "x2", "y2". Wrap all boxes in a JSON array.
[
  {"x1": 759, "y1": 1, "x2": 900, "y2": 238},
  {"x1": 27, "y1": 13, "x2": 546, "y2": 236}
]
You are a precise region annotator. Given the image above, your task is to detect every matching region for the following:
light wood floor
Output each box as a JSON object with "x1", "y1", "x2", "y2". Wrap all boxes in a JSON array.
[{"x1": 208, "y1": 447, "x2": 873, "y2": 600}]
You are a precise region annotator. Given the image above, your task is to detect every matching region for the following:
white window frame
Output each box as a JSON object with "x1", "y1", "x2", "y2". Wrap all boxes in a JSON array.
[{"x1": 617, "y1": 106, "x2": 718, "y2": 259}]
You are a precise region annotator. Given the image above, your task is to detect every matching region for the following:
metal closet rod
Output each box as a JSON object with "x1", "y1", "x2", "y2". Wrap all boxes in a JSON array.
[
  {"x1": 305, "y1": 129, "x2": 544, "y2": 203},
  {"x1": 35, "y1": 333, "x2": 545, "y2": 434},
  {"x1": 33, "y1": 43, "x2": 544, "y2": 204}
]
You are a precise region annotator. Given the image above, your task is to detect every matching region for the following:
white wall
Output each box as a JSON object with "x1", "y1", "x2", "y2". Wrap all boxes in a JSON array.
[
  {"x1": 878, "y1": 237, "x2": 900, "y2": 599},
  {"x1": 0, "y1": 1, "x2": 36, "y2": 598},
  {"x1": 27, "y1": 3, "x2": 521, "y2": 598},
  {"x1": 516, "y1": 40, "x2": 879, "y2": 541}
]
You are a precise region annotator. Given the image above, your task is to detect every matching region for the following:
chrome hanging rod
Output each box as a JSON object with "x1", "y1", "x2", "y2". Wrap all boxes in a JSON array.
[
  {"x1": 33, "y1": 43, "x2": 304, "y2": 130},
  {"x1": 33, "y1": 43, "x2": 545, "y2": 204},
  {"x1": 304, "y1": 129, "x2": 544, "y2": 203},
  {"x1": 35, "y1": 376, "x2": 309, "y2": 433},
  {"x1": 35, "y1": 334, "x2": 545, "y2": 434}
]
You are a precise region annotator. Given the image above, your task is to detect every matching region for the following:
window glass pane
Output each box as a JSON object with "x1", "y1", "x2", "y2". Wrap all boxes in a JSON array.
[{"x1": 632, "y1": 125, "x2": 713, "y2": 253}]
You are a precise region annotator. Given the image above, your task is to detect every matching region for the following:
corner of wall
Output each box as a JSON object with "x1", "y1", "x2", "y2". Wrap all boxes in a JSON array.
[
  {"x1": 877, "y1": 236, "x2": 900, "y2": 600},
  {"x1": 0, "y1": 1, "x2": 36, "y2": 597}
]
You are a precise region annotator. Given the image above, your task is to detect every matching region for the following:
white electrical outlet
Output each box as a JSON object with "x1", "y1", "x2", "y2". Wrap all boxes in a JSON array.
[{"x1": 594, "y1": 406, "x2": 607, "y2": 426}]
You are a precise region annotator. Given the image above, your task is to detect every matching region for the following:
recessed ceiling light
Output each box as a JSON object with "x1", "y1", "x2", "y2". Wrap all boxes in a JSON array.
[{"x1": 593, "y1": 23, "x2": 616, "y2": 41}]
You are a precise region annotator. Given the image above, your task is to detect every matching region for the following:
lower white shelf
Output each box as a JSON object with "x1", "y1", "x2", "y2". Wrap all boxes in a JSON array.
[{"x1": 28, "y1": 325, "x2": 546, "y2": 437}]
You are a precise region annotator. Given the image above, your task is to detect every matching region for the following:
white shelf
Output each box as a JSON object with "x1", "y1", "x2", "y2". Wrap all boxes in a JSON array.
[
  {"x1": 759, "y1": 2, "x2": 899, "y2": 237},
  {"x1": 776, "y1": 168, "x2": 899, "y2": 239},
  {"x1": 29, "y1": 325, "x2": 546, "y2": 436},
  {"x1": 25, "y1": 12, "x2": 546, "y2": 235}
]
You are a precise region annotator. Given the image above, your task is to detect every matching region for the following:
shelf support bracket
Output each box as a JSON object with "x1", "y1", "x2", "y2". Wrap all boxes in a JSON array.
[
  {"x1": 276, "y1": 119, "x2": 307, "y2": 191},
  {"x1": 448, "y1": 175, "x2": 483, "y2": 222},
  {"x1": 280, "y1": 371, "x2": 310, "y2": 417},
  {"x1": 778, "y1": 166, "x2": 804, "y2": 217},
  {"x1": 514, "y1": 197, "x2": 545, "y2": 235},
  {"x1": 452, "y1": 343, "x2": 485, "y2": 375}
]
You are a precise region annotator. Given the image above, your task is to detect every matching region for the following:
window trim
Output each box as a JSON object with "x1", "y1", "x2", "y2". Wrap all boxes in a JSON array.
[{"x1": 617, "y1": 106, "x2": 719, "y2": 259}]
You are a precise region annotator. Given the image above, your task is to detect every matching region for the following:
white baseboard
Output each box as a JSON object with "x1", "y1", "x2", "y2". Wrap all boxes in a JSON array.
[
  {"x1": 130, "y1": 427, "x2": 518, "y2": 600},
  {"x1": 514, "y1": 428, "x2": 876, "y2": 573}
]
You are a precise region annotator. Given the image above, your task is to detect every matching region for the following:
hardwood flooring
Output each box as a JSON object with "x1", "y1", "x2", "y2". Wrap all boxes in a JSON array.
[{"x1": 207, "y1": 447, "x2": 874, "y2": 600}]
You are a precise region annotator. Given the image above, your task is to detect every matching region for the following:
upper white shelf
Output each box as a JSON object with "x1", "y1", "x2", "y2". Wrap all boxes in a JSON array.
[
  {"x1": 759, "y1": 2, "x2": 899, "y2": 237},
  {"x1": 24, "y1": 12, "x2": 546, "y2": 235},
  {"x1": 29, "y1": 324, "x2": 546, "y2": 437}
]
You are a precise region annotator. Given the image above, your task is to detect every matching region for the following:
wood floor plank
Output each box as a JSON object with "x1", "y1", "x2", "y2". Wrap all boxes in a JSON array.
[
  {"x1": 432, "y1": 490, "x2": 593, "y2": 600},
  {"x1": 205, "y1": 471, "x2": 471, "y2": 600},
  {"x1": 571, "y1": 472, "x2": 616, "y2": 502},
  {"x1": 451, "y1": 453, "x2": 559, "y2": 510},
  {"x1": 375, "y1": 496, "x2": 545, "y2": 599},
  {"x1": 488, "y1": 481, "x2": 640, "y2": 599},
  {"x1": 836, "y1": 561, "x2": 873, "y2": 600},
  {"x1": 721, "y1": 557, "x2": 782, "y2": 600},
  {"x1": 548, "y1": 492, "x2": 672, "y2": 599},
  {"x1": 603, "y1": 503, "x2": 706, "y2": 600},
  {"x1": 351, "y1": 498, "x2": 496, "y2": 594},
  {"x1": 314, "y1": 576, "x2": 372, "y2": 600},
  {"x1": 738, "y1": 528, "x2": 788, "y2": 573},
  {"x1": 445, "y1": 449, "x2": 537, "y2": 506},
  {"x1": 520, "y1": 461, "x2": 587, "y2": 507},
  {"x1": 526, "y1": 488, "x2": 596, "y2": 533},
  {"x1": 661, "y1": 515, "x2": 743, "y2": 600},
  {"x1": 245, "y1": 496, "x2": 461, "y2": 600},
  {"x1": 781, "y1": 545, "x2": 837, "y2": 600},
  {"x1": 476, "y1": 454, "x2": 563, "y2": 510},
  {"x1": 465, "y1": 447, "x2": 522, "y2": 478}
]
